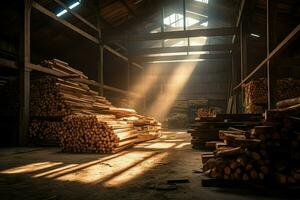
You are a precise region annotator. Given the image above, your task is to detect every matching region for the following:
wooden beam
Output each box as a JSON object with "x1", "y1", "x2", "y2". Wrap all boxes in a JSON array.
[
  {"x1": 232, "y1": 0, "x2": 246, "y2": 43},
  {"x1": 267, "y1": 0, "x2": 278, "y2": 109},
  {"x1": 32, "y1": 1, "x2": 99, "y2": 44},
  {"x1": 105, "y1": 27, "x2": 237, "y2": 42},
  {"x1": 233, "y1": 24, "x2": 300, "y2": 91},
  {"x1": 19, "y1": 0, "x2": 32, "y2": 146},
  {"x1": 53, "y1": 0, "x2": 98, "y2": 31},
  {"x1": 119, "y1": 0, "x2": 137, "y2": 17},
  {"x1": 130, "y1": 44, "x2": 235, "y2": 56},
  {"x1": 31, "y1": 1, "x2": 143, "y2": 70},
  {"x1": 135, "y1": 53, "x2": 231, "y2": 62},
  {"x1": 95, "y1": 0, "x2": 104, "y2": 96}
]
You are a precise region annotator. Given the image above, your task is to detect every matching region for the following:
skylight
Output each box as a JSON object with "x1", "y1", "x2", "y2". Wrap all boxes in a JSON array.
[
  {"x1": 194, "y1": 0, "x2": 209, "y2": 4},
  {"x1": 56, "y1": 1, "x2": 81, "y2": 17},
  {"x1": 200, "y1": 21, "x2": 208, "y2": 27},
  {"x1": 250, "y1": 33, "x2": 260, "y2": 38},
  {"x1": 163, "y1": 13, "x2": 200, "y2": 28}
]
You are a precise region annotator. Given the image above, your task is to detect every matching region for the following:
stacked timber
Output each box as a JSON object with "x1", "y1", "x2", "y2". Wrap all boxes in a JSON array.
[
  {"x1": 244, "y1": 78, "x2": 300, "y2": 114},
  {"x1": 29, "y1": 120, "x2": 62, "y2": 146},
  {"x1": 277, "y1": 79, "x2": 300, "y2": 101},
  {"x1": 188, "y1": 114, "x2": 262, "y2": 149},
  {"x1": 196, "y1": 108, "x2": 217, "y2": 119},
  {"x1": 119, "y1": 116, "x2": 161, "y2": 143},
  {"x1": 202, "y1": 97, "x2": 300, "y2": 185},
  {"x1": 29, "y1": 59, "x2": 160, "y2": 152},
  {"x1": 244, "y1": 79, "x2": 267, "y2": 114},
  {"x1": 59, "y1": 115, "x2": 138, "y2": 153}
]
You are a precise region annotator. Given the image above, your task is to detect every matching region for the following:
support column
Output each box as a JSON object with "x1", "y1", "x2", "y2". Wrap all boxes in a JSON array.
[
  {"x1": 161, "y1": 7, "x2": 165, "y2": 48},
  {"x1": 267, "y1": 0, "x2": 277, "y2": 109},
  {"x1": 95, "y1": 1, "x2": 104, "y2": 96},
  {"x1": 19, "y1": 0, "x2": 32, "y2": 146},
  {"x1": 239, "y1": 19, "x2": 247, "y2": 113}
]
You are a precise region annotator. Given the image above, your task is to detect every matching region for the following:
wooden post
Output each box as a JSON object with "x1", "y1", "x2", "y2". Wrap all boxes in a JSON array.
[
  {"x1": 18, "y1": 0, "x2": 32, "y2": 146},
  {"x1": 239, "y1": 18, "x2": 247, "y2": 113},
  {"x1": 161, "y1": 7, "x2": 165, "y2": 48},
  {"x1": 127, "y1": 58, "x2": 131, "y2": 104},
  {"x1": 95, "y1": 1, "x2": 104, "y2": 96},
  {"x1": 267, "y1": 0, "x2": 277, "y2": 109},
  {"x1": 183, "y1": 0, "x2": 190, "y2": 55}
]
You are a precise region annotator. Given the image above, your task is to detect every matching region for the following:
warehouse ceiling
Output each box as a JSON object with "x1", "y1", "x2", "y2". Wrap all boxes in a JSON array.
[{"x1": 0, "y1": 0, "x2": 298, "y2": 65}]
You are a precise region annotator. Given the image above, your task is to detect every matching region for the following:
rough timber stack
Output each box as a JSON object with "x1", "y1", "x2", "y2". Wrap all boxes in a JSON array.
[
  {"x1": 29, "y1": 59, "x2": 161, "y2": 153},
  {"x1": 188, "y1": 114, "x2": 262, "y2": 149},
  {"x1": 201, "y1": 97, "x2": 300, "y2": 185},
  {"x1": 244, "y1": 78, "x2": 300, "y2": 114}
]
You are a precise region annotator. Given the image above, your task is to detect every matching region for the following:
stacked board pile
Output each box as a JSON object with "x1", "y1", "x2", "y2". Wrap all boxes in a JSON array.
[
  {"x1": 188, "y1": 114, "x2": 262, "y2": 149},
  {"x1": 244, "y1": 79, "x2": 267, "y2": 114},
  {"x1": 29, "y1": 59, "x2": 161, "y2": 153},
  {"x1": 196, "y1": 108, "x2": 217, "y2": 120},
  {"x1": 244, "y1": 78, "x2": 300, "y2": 114},
  {"x1": 277, "y1": 79, "x2": 300, "y2": 101},
  {"x1": 202, "y1": 97, "x2": 300, "y2": 185},
  {"x1": 120, "y1": 116, "x2": 161, "y2": 143}
]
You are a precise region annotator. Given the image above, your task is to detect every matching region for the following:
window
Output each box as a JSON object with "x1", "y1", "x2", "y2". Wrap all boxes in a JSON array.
[
  {"x1": 56, "y1": 1, "x2": 81, "y2": 17},
  {"x1": 194, "y1": 0, "x2": 209, "y2": 4},
  {"x1": 163, "y1": 13, "x2": 200, "y2": 28}
]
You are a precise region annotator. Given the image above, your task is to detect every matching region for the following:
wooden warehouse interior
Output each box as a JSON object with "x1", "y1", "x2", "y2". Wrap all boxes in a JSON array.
[{"x1": 0, "y1": 0, "x2": 300, "y2": 199}]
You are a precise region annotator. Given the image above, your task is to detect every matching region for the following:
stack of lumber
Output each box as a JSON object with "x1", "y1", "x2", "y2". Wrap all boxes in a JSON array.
[
  {"x1": 196, "y1": 108, "x2": 217, "y2": 119},
  {"x1": 244, "y1": 79, "x2": 267, "y2": 114},
  {"x1": 29, "y1": 59, "x2": 160, "y2": 153},
  {"x1": 29, "y1": 120, "x2": 62, "y2": 146},
  {"x1": 188, "y1": 114, "x2": 262, "y2": 149},
  {"x1": 59, "y1": 115, "x2": 138, "y2": 153},
  {"x1": 202, "y1": 97, "x2": 300, "y2": 185},
  {"x1": 30, "y1": 77, "x2": 111, "y2": 117},
  {"x1": 244, "y1": 78, "x2": 300, "y2": 114},
  {"x1": 119, "y1": 116, "x2": 161, "y2": 143},
  {"x1": 277, "y1": 79, "x2": 300, "y2": 101}
]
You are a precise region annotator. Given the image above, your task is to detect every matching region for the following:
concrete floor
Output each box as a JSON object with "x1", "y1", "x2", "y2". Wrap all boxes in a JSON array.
[{"x1": 0, "y1": 130, "x2": 299, "y2": 200}]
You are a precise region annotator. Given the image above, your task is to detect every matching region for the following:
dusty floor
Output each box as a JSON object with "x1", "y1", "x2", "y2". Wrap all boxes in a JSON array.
[{"x1": 0, "y1": 130, "x2": 299, "y2": 200}]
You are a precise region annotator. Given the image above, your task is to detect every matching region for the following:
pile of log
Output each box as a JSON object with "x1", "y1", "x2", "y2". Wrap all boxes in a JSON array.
[
  {"x1": 277, "y1": 79, "x2": 300, "y2": 101},
  {"x1": 202, "y1": 97, "x2": 300, "y2": 185},
  {"x1": 58, "y1": 115, "x2": 139, "y2": 153},
  {"x1": 29, "y1": 59, "x2": 160, "y2": 153},
  {"x1": 244, "y1": 79, "x2": 267, "y2": 114},
  {"x1": 30, "y1": 77, "x2": 111, "y2": 117},
  {"x1": 188, "y1": 114, "x2": 262, "y2": 149},
  {"x1": 29, "y1": 120, "x2": 62, "y2": 146},
  {"x1": 118, "y1": 116, "x2": 161, "y2": 143},
  {"x1": 244, "y1": 78, "x2": 300, "y2": 114},
  {"x1": 196, "y1": 108, "x2": 217, "y2": 119}
]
